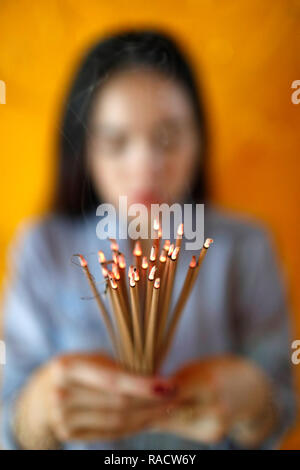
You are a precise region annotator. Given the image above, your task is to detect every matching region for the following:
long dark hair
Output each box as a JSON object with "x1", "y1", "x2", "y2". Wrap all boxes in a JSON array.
[{"x1": 54, "y1": 28, "x2": 209, "y2": 217}]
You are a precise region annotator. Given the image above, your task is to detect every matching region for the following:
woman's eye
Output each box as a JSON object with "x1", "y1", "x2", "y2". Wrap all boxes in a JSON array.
[
  {"x1": 154, "y1": 131, "x2": 177, "y2": 151},
  {"x1": 105, "y1": 137, "x2": 126, "y2": 152},
  {"x1": 92, "y1": 135, "x2": 127, "y2": 155}
]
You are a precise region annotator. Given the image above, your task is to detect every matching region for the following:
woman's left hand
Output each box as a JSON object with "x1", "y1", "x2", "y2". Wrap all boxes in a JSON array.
[{"x1": 155, "y1": 356, "x2": 276, "y2": 447}]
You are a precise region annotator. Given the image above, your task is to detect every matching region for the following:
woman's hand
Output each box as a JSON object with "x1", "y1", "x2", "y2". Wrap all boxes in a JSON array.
[
  {"x1": 155, "y1": 355, "x2": 277, "y2": 447},
  {"x1": 15, "y1": 352, "x2": 177, "y2": 449}
]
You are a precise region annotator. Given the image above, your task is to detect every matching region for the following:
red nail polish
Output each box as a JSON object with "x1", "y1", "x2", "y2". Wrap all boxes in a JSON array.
[{"x1": 152, "y1": 383, "x2": 177, "y2": 396}]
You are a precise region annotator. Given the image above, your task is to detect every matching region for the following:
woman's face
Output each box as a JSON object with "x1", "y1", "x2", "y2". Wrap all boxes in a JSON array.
[{"x1": 87, "y1": 67, "x2": 200, "y2": 208}]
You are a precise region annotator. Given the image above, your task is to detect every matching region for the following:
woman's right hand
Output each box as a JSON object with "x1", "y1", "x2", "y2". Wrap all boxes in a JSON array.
[{"x1": 15, "y1": 352, "x2": 177, "y2": 448}]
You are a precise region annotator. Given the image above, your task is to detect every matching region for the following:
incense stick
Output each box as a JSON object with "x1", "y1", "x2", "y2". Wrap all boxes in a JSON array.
[
  {"x1": 156, "y1": 256, "x2": 197, "y2": 367},
  {"x1": 157, "y1": 245, "x2": 179, "y2": 349},
  {"x1": 144, "y1": 277, "x2": 160, "y2": 373},
  {"x1": 109, "y1": 276, "x2": 134, "y2": 369},
  {"x1": 157, "y1": 238, "x2": 214, "y2": 366},
  {"x1": 176, "y1": 223, "x2": 184, "y2": 249},
  {"x1": 79, "y1": 255, "x2": 117, "y2": 355},
  {"x1": 152, "y1": 219, "x2": 160, "y2": 260},
  {"x1": 129, "y1": 276, "x2": 143, "y2": 364},
  {"x1": 133, "y1": 240, "x2": 142, "y2": 273},
  {"x1": 144, "y1": 266, "x2": 156, "y2": 330},
  {"x1": 149, "y1": 245, "x2": 157, "y2": 271},
  {"x1": 117, "y1": 253, "x2": 131, "y2": 323},
  {"x1": 78, "y1": 230, "x2": 213, "y2": 375}
]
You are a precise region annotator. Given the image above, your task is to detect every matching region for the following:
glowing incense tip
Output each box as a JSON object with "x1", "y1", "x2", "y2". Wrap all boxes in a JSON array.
[
  {"x1": 163, "y1": 240, "x2": 170, "y2": 251},
  {"x1": 159, "y1": 252, "x2": 167, "y2": 263},
  {"x1": 171, "y1": 246, "x2": 180, "y2": 260},
  {"x1": 177, "y1": 223, "x2": 184, "y2": 237},
  {"x1": 118, "y1": 254, "x2": 126, "y2": 269},
  {"x1": 102, "y1": 266, "x2": 109, "y2": 278},
  {"x1": 204, "y1": 238, "x2": 214, "y2": 249},
  {"x1": 149, "y1": 266, "x2": 156, "y2": 280},
  {"x1": 133, "y1": 240, "x2": 142, "y2": 257},
  {"x1": 153, "y1": 218, "x2": 160, "y2": 231},
  {"x1": 109, "y1": 276, "x2": 118, "y2": 289},
  {"x1": 79, "y1": 255, "x2": 87, "y2": 267},
  {"x1": 112, "y1": 264, "x2": 120, "y2": 280},
  {"x1": 189, "y1": 256, "x2": 197, "y2": 268},
  {"x1": 158, "y1": 227, "x2": 162, "y2": 238},
  {"x1": 154, "y1": 278, "x2": 160, "y2": 289},
  {"x1": 142, "y1": 256, "x2": 148, "y2": 269},
  {"x1": 134, "y1": 270, "x2": 140, "y2": 282},
  {"x1": 128, "y1": 265, "x2": 134, "y2": 278},
  {"x1": 110, "y1": 240, "x2": 119, "y2": 252},
  {"x1": 150, "y1": 246, "x2": 156, "y2": 261},
  {"x1": 130, "y1": 277, "x2": 136, "y2": 288},
  {"x1": 98, "y1": 251, "x2": 106, "y2": 264},
  {"x1": 168, "y1": 244, "x2": 174, "y2": 257}
]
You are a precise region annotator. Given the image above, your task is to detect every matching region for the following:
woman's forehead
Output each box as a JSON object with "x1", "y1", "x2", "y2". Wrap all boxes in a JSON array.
[{"x1": 90, "y1": 68, "x2": 195, "y2": 129}]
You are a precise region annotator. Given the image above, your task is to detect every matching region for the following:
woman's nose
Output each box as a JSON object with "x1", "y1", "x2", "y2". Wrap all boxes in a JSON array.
[{"x1": 126, "y1": 137, "x2": 164, "y2": 178}]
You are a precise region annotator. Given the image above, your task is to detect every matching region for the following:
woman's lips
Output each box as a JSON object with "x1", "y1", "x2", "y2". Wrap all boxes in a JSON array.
[{"x1": 130, "y1": 191, "x2": 161, "y2": 206}]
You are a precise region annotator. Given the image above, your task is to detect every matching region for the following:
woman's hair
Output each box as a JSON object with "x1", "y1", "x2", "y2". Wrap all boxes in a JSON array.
[{"x1": 54, "y1": 28, "x2": 209, "y2": 216}]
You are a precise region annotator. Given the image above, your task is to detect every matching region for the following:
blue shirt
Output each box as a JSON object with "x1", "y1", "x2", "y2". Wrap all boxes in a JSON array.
[{"x1": 1, "y1": 205, "x2": 296, "y2": 449}]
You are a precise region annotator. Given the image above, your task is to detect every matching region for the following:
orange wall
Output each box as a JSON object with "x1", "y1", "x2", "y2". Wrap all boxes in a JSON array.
[{"x1": 0, "y1": 0, "x2": 299, "y2": 448}]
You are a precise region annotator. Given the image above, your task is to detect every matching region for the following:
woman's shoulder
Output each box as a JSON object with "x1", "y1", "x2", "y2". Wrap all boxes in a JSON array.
[
  {"x1": 205, "y1": 205, "x2": 283, "y2": 282},
  {"x1": 11, "y1": 213, "x2": 75, "y2": 247},
  {"x1": 205, "y1": 205, "x2": 272, "y2": 245},
  {"x1": 7, "y1": 213, "x2": 91, "y2": 268}
]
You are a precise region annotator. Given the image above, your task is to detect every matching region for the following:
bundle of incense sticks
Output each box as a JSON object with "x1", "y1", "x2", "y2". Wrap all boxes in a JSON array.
[{"x1": 78, "y1": 222, "x2": 213, "y2": 374}]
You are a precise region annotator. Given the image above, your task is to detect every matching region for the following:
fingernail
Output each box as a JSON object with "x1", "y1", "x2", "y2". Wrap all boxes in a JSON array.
[{"x1": 152, "y1": 383, "x2": 177, "y2": 396}]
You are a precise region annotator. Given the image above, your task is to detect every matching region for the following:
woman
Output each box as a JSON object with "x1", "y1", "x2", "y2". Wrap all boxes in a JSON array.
[{"x1": 1, "y1": 29, "x2": 296, "y2": 450}]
